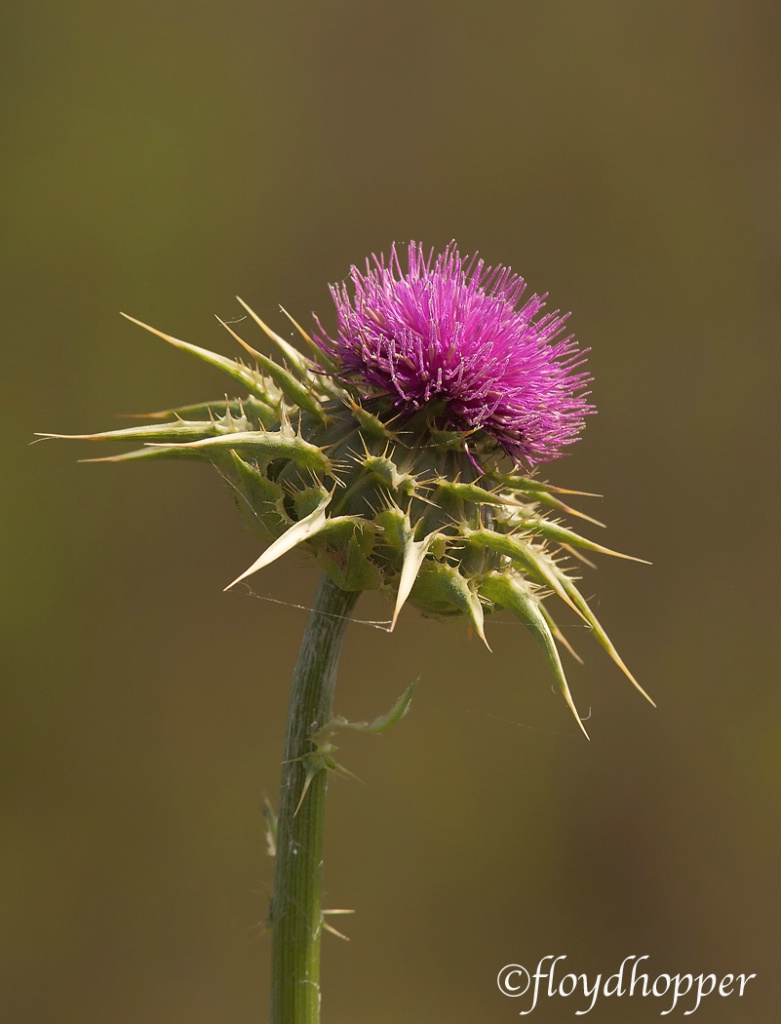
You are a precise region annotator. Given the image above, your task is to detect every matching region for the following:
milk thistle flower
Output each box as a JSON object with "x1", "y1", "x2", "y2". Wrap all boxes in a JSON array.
[
  {"x1": 314, "y1": 241, "x2": 592, "y2": 469},
  {"x1": 39, "y1": 241, "x2": 651, "y2": 1023}
]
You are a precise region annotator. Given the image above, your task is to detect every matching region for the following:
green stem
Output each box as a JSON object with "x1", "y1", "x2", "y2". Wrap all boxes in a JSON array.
[{"x1": 270, "y1": 573, "x2": 359, "y2": 1024}]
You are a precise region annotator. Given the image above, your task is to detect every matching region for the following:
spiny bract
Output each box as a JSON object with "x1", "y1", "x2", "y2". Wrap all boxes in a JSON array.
[{"x1": 40, "y1": 242, "x2": 651, "y2": 736}]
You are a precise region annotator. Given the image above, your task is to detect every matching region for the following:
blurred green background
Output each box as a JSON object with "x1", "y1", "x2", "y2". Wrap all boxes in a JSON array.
[{"x1": 3, "y1": 2, "x2": 779, "y2": 1021}]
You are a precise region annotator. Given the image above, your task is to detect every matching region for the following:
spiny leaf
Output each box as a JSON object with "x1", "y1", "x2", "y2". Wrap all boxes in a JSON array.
[
  {"x1": 410, "y1": 562, "x2": 489, "y2": 649},
  {"x1": 145, "y1": 430, "x2": 333, "y2": 475},
  {"x1": 226, "y1": 452, "x2": 290, "y2": 538},
  {"x1": 433, "y1": 479, "x2": 524, "y2": 507},
  {"x1": 480, "y1": 573, "x2": 589, "y2": 739},
  {"x1": 235, "y1": 297, "x2": 312, "y2": 376},
  {"x1": 347, "y1": 398, "x2": 394, "y2": 442},
  {"x1": 390, "y1": 523, "x2": 439, "y2": 630},
  {"x1": 36, "y1": 415, "x2": 252, "y2": 446},
  {"x1": 217, "y1": 316, "x2": 326, "y2": 421},
  {"x1": 223, "y1": 492, "x2": 336, "y2": 590},
  {"x1": 311, "y1": 519, "x2": 384, "y2": 592},
  {"x1": 519, "y1": 518, "x2": 650, "y2": 563},
  {"x1": 489, "y1": 473, "x2": 601, "y2": 498},
  {"x1": 328, "y1": 678, "x2": 418, "y2": 734},
  {"x1": 280, "y1": 304, "x2": 338, "y2": 368},
  {"x1": 363, "y1": 453, "x2": 417, "y2": 496},
  {"x1": 537, "y1": 599, "x2": 584, "y2": 664},
  {"x1": 486, "y1": 473, "x2": 605, "y2": 526},
  {"x1": 552, "y1": 573, "x2": 656, "y2": 707},
  {"x1": 118, "y1": 397, "x2": 279, "y2": 430},
  {"x1": 466, "y1": 529, "x2": 581, "y2": 617},
  {"x1": 120, "y1": 313, "x2": 279, "y2": 405}
]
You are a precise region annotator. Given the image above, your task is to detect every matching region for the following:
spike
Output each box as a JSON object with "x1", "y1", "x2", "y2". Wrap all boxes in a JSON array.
[
  {"x1": 481, "y1": 574, "x2": 589, "y2": 738},
  {"x1": 492, "y1": 474, "x2": 602, "y2": 499},
  {"x1": 411, "y1": 562, "x2": 490, "y2": 649},
  {"x1": 467, "y1": 529, "x2": 582, "y2": 618},
  {"x1": 78, "y1": 445, "x2": 205, "y2": 464},
  {"x1": 216, "y1": 316, "x2": 325, "y2": 421},
  {"x1": 35, "y1": 415, "x2": 249, "y2": 446},
  {"x1": 144, "y1": 430, "x2": 333, "y2": 475},
  {"x1": 223, "y1": 493, "x2": 333, "y2": 590},
  {"x1": 520, "y1": 518, "x2": 651, "y2": 563},
  {"x1": 433, "y1": 479, "x2": 524, "y2": 507},
  {"x1": 553, "y1": 574, "x2": 656, "y2": 707},
  {"x1": 322, "y1": 920, "x2": 351, "y2": 942},
  {"x1": 280, "y1": 304, "x2": 337, "y2": 367},
  {"x1": 392, "y1": 532, "x2": 437, "y2": 630},
  {"x1": 527, "y1": 491, "x2": 605, "y2": 528},
  {"x1": 235, "y1": 297, "x2": 312, "y2": 374},
  {"x1": 262, "y1": 797, "x2": 277, "y2": 857},
  {"x1": 119, "y1": 313, "x2": 277, "y2": 405},
  {"x1": 538, "y1": 600, "x2": 584, "y2": 664},
  {"x1": 558, "y1": 543, "x2": 597, "y2": 570}
]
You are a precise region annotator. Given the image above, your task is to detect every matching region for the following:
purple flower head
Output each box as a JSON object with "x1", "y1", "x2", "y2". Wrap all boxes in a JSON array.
[{"x1": 314, "y1": 241, "x2": 594, "y2": 469}]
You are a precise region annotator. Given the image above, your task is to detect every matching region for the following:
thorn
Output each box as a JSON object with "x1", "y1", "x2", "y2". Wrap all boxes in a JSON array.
[
  {"x1": 293, "y1": 764, "x2": 316, "y2": 817},
  {"x1": 562, "y1": 689, "x2": 591, "y2": 740},
  {"x1": 560, "y1": 543, "x2": 598, "y2": 570},
  {"x1": 216, "y1": 314, "x2": 265, "y2": 362},
  {"x1": 279, "y1": 305, "x2": 314, "y2": 346},
  {"x1": 322, "y1": 921, "x2": 351, "y2": 941},
  {"x1": 236, "y1": 298, "x2": 312, "y2": 371}
]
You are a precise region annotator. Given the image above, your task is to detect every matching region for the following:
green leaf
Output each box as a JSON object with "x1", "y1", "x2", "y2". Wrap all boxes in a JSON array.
[
  {"x1": 145, "y1": 430, "x2": 333, "y2": 475},
  {"x1": 519, "y1": 518, "x2": 649, "y2": 563},
  {"x1": 373, "y1": 508, "x2": 439, "y2": 629},
  {"x1": 120, "y1": 397, "x2": 279, "y2": 430},
  {"x1": 120, "y1": 313, "x2": 280, "y2": 405},
  {"x1": 235, "y1": 297, "x2": 313, "y2": 377},
  {"x1": 480, "y1": 572, "x2": 589, "y2": 739},
  {"x1": 410, "y1": 562, "x2": 489, "y2": 648},
  {"x1": 328, "y1": 678, "x2": 419, "y2": 735},
  {"x1": 550, "y1": 572, "x2": 655, "y2": 707},
  {"x1": 223, "y1": 492, "x2": 334, "y2": 590},
  {"x1": 217, "y1": 315, "x2": 326, "y2": 421},
  {"x1": 226, "y1": 452, "x2": 290, "y2": 538},
  {"x1": 311, "y1": 519, "x2": 383, "y2": 592},
  {"x1": 433, "y1": 479, "x2": 518, "y2": 507},
  {"x1": 466, "y1": 528, "x2": 573, "y2": 609},
  {"x1": 36, "y1": 413, "x2": 253, "y2": 446}
]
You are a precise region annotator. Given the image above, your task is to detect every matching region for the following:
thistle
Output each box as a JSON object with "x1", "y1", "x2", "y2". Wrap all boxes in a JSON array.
[{"x1": 39, "y1": 241, "x2": 651, "y2": 1022}]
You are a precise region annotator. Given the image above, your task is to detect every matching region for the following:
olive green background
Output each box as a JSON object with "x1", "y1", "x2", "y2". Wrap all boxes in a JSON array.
[{"x1": 3, "y1": 2, "x2": 779, "y2": 1022}]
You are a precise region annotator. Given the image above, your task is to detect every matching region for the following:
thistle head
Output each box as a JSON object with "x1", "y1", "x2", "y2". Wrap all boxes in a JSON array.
[
  {"x1": 314, "y1": 241, "x2": 593, "y2": 471},
  {"x1": 39, "y1": 242, "x2": 650, "y2": 735}
]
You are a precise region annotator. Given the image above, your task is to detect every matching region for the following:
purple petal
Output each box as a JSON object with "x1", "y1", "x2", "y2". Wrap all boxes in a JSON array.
[{"x1": 313, "y1": 241, "x2": 594, "y2": 468}]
